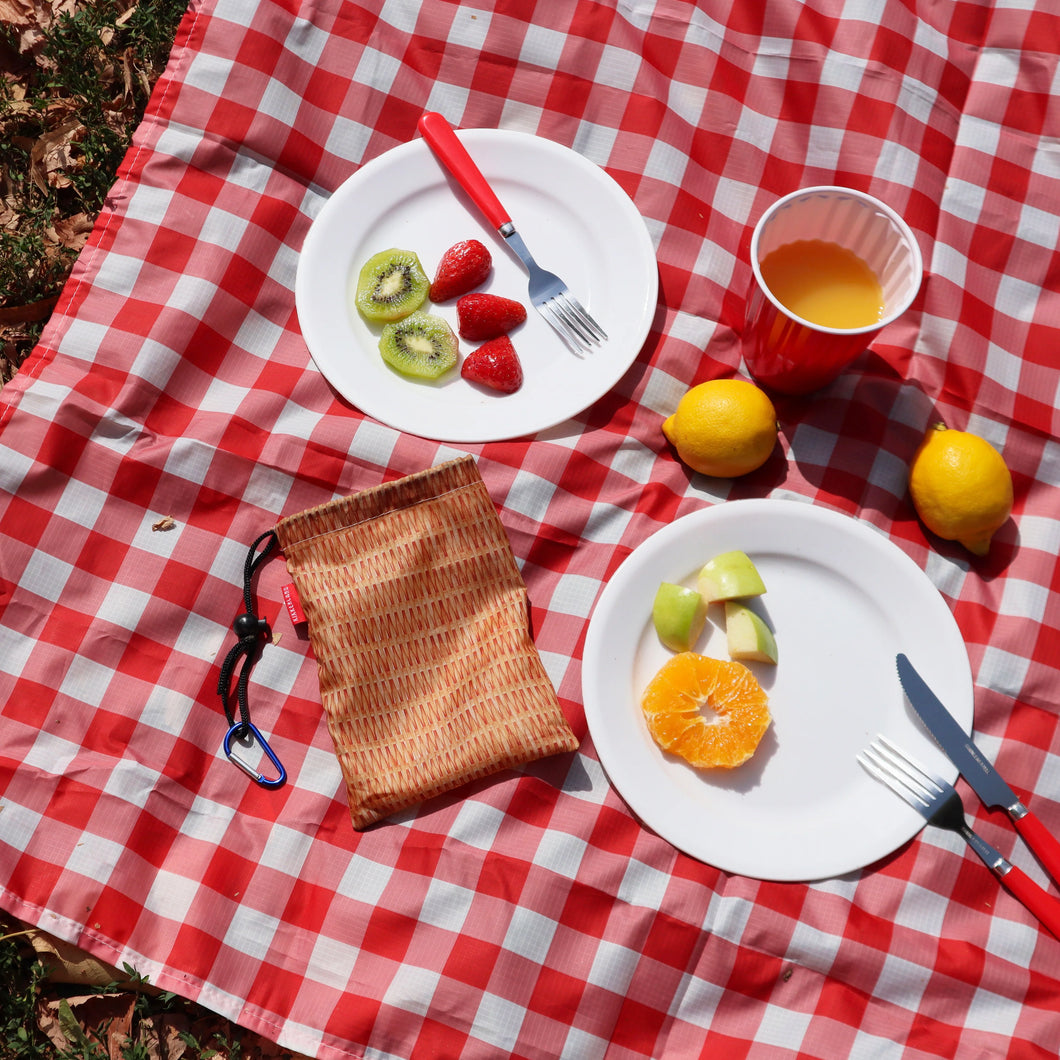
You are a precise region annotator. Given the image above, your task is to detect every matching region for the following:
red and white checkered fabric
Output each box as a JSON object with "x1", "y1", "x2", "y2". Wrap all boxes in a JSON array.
[{"x1": 3, "y1": 1, "x2": 1060, "y2": 1056}]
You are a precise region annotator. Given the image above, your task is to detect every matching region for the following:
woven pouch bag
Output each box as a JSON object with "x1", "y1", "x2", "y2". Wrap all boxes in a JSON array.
[{"x1": 274, "y1": 455, "x2": 578, "y2": 828}]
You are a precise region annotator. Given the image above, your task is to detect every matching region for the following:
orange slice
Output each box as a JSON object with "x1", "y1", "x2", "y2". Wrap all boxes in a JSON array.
[{"x1": 641, "y1": 652, "x2": 771, "y2": 768}]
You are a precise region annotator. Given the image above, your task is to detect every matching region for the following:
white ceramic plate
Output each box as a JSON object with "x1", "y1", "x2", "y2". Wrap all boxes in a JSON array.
[
  {"x1": 295, "y1": 129, "x2": 658, "y2": 442},
  {"x1": 582, "y1": 498, "x2": 973, "y2": 881}
]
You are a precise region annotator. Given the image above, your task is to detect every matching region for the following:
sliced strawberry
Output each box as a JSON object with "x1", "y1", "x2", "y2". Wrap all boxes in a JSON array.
[
  {"x1": 461, "y1": 335, "x2": 523, "y2": 393},
  {"x1": 456, "y1": 293, "x2": 527, "y2": 341},
  {"x1": 429, "y1": 240, "x2": 492, "y2": 302}
]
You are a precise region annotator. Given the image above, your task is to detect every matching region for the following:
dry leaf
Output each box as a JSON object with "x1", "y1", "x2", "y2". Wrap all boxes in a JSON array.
[
  {"x1": 49, "y1": 210, "x2": 95, "y2": 252},
  {"x1": 2, "y1": 0, "x2": 77, "y2": 52},
  {"x1": 0, "y1": 0, "x2": 38, "y2": 29},
  {"x1": 36, "y1": 992, "x2": 135, "y2": 1058},
  {"x1": 140, "y1": 1013, "x2": 192, "y2": 1060},
  {"x1": 26, "y1": 926, "x2": 123, "y2": 986},
  {"x1": 0, "y1": 70, "x2": 26, "y2": 100},
  {"x1": 28, "y1": 117, "x2": 84, "y2": 194}
]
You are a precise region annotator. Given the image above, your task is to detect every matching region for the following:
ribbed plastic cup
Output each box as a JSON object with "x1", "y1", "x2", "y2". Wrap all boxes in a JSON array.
[{"x1": 743, "y1": 186, "x2": 922, "y2": 395}]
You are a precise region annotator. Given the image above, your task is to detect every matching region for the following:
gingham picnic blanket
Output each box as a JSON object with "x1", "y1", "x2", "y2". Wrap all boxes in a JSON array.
[{"x1": 2, "y1": 1, "x2": 1059, "y2": 1057}]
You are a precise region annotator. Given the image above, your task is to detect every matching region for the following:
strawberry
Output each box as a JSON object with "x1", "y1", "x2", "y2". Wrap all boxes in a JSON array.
[
  {"x1": 429, "y1": 239, "x2": 492, "y2": 302},
  {"x1": 456, "y1": 293, "x2": 527, "y2": 341},
  {"x1": 461, "y1": 335, "x2": 523, "y2": 393}
]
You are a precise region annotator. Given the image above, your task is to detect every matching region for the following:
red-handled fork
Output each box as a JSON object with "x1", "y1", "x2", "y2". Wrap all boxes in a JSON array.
[
  {"x1": 859, "y1": 735, "x2": 1060, "y2": 940},
  {"x1": 417, "y1": 112, "x2": 607, "y2": 354}
]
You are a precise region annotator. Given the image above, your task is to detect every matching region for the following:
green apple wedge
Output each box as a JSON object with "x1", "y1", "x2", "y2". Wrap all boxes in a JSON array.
[
  {"x1": 724, "y1": 601, "x2": 778, "y2": 664},
  {"x1": 652, "y1": 582, "x2": 707, "y2": 652},
  {"x1": 696, "y1": 550, "x2": 766, "y2": 604}
]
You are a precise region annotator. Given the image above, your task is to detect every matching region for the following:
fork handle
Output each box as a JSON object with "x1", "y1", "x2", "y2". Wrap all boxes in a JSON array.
[
  {"x1": 418, "y1": 112, "x2": 511, "y2": 230},
  {"x1": 1014, "y1": 810, "x2": 1060, "y2": 889},
  {"x1": 1000, "y1": 864, "x2": 1060, "y2": 940}
]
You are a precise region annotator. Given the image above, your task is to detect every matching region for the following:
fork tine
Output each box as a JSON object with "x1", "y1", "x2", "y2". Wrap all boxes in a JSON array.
[
  {"x1": 868, "y1": 745, "x2": 928, "y2": 800},
  {"x1": 555, "y1": 291, "x2": 608, "y2": 342},
  {"x1": 857, "y1": 747, "x2": 924, "y2": 811},
  {"x1": 857, "y1": 736, "x2": 943, "y2": 812},
  {"x1": 540, "y1": 301, "x2": 591, "y2": 353},
  {"x1": 875, "y1": 735, "x2": 946, "y2": 795},
  {"x1": 546, "y1": 294, "x2": 602, "y2": 350},
  {"x1": 546, "y1": 297, "x2": 593, "y2": 346}
]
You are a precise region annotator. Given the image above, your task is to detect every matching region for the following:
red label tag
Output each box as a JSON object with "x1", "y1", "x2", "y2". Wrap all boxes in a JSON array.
[{"x1": 281, "y1": 583, "x2": 306, "y2": 625}]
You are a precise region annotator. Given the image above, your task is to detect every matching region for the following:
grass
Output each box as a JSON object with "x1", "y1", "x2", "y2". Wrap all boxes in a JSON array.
[
  {"x1": 0, "y1": 924, "x2": 46, "y2": 1058},
  {"x1": 1, "y1": 0, "x2": 188, "y2": 386}
]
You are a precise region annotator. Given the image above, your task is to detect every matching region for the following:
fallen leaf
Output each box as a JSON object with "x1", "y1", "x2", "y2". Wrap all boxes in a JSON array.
[
  {"x1": 2, "y1": 0, "x2": 77, "y2": 53},
  {"x1": 0, "y1": 0, "x2": 37, "y2": 29},
  {"x1": 26, "y1": 925, "x2": 124, "y2": 986},
  {"x1": 28, "y1": 117, "x2": 84, "y2": 194},
  {"x1": 140, "y1": 1012, "x2": 192, "y2": 1060},
  {"x1": 49, "y1": 210, "x2": 95, "y2": 252},
  {"x1": 0, "y1": 68, "x2": 26, "y2": 99},
  {"x1": 36, "y1": 992, "x2": 135, "y2": 1058}
]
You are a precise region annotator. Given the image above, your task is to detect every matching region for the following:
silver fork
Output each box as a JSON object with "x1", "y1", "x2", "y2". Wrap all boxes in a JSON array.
[
  {"x1": 859, "y1": 735, "x2": 1060, "y2": 939},
  {"x1": 418, "y1": 112, "x2": 607, "y2": 354}
]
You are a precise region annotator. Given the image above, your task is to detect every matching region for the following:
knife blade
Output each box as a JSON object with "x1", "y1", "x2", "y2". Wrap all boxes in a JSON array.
[{"x1": 897, "y1": 652, "x2": 1060, "y2": 887}]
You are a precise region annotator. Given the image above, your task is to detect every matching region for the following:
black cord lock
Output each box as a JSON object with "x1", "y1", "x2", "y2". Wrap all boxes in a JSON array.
[{"x1": 233, "y1": 612, "x2": 270, "y2": 640}]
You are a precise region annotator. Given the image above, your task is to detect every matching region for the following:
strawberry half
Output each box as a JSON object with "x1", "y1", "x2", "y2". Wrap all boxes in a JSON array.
[
  {"x1": 456, "y1": 293, "x2": 527, "y2": 341},
  {"x1": 461, "y1": 335, "x2": 523, "y2": 393},
  {"x1": 429, "y1": 240, "x2": 492, "y2": 302}
]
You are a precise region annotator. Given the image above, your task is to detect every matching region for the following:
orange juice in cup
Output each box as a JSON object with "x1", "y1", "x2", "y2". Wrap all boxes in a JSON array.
[
  {"x1": 743, "y1": 187, "x2": 922, "y2": 395},
  {"x1": 759, "y1": 240, "x2": 884, "y2": 330}
]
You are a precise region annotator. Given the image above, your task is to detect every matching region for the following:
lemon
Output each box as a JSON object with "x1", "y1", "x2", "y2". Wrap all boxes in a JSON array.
[
  {"x1": 662, "y1": 379, "x2": 778, "y2": 477},
  {"x1": 908, "y1": 422, "x2": 1013, "y2": 555}
]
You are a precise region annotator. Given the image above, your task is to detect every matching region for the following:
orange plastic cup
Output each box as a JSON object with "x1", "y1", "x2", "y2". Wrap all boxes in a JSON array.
[{"x1": 742, "y1": 186, "x2": 923, "y2": 395}]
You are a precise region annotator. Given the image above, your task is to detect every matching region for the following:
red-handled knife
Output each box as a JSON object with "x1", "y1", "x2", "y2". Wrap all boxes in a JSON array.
[{"x1": 897, "y1": 653, "x2": 1060, "y2": 886}]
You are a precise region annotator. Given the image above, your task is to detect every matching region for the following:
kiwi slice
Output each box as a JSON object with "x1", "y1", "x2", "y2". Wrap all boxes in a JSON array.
[
  {"x1": 379, "y1": 312, "x2": 458, "y2": 379},
  {"x1": 355, "y1": 248, "x2": 429, "y2": 322}
]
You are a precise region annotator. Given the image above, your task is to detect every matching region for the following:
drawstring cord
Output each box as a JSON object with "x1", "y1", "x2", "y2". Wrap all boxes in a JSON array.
[{"x1": 216, "y1": 529, "x2": 286, "y2": 788}]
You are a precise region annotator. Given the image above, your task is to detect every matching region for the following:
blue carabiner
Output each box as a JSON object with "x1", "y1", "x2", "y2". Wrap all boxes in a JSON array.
[{"x1": 224, "y1": 723, "x2": 287, "y2": 789}]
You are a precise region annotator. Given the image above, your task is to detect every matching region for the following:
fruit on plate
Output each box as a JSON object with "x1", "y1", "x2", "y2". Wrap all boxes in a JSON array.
[
  {"x1": 457, "y1": 292, "x2": 527, "y2": 341},
  {"x1": 724, "y1": 601, "x2": 778, "y2": 664},
  {"x1": 697, "y1": 550, "x2": 766, "y2": 604},
  {"x1": 355, "y1": 248, "x2": 430, "y2": 322},
  {"x1": 652, "y1": 582, "x2": 707, "y2": 652},
  {"x1": 641, "y1": 651, "x2": 771, "y2": 769},
  {"x1": 378, "y1": 312, "x2": 458, "y2": 379},
  {"x1": 662, "y1": 378, "x2": 778, "y2": 477},
  {"x1": 430, "y1": 239, "x2": 492, "y2": 302},
  {"x1": 461, "y1": 335, "x2": 523, "y2": 393},
  {"x1": 907, "y1": 421, "x2": 1013, "y2": 556}
]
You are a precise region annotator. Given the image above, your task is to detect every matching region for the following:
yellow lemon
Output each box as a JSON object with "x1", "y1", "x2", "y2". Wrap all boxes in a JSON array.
[
  {"x1": 908, "y1": 422, "x2": 1013, "y2": 555},
  {"x1": 662, "y1": 379, "x2": 778, "y2": 477}
]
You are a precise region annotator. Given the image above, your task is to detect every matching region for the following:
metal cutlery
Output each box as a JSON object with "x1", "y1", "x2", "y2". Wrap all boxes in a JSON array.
[
  {"x1": 417, "y1": 111, "x2": 607, "y2": 354},
  {"x1": 896, "y1": 652, "x2": 1060, "y2": 886},
  {"x1": 859, "y1": 735, "x2": 1060, "y2": 938}
]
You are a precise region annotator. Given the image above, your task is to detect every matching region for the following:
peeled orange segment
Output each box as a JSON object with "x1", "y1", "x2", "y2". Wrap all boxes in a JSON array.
[{"x1": 641, "y1": 652, "x2": 771, "y2": 769}]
